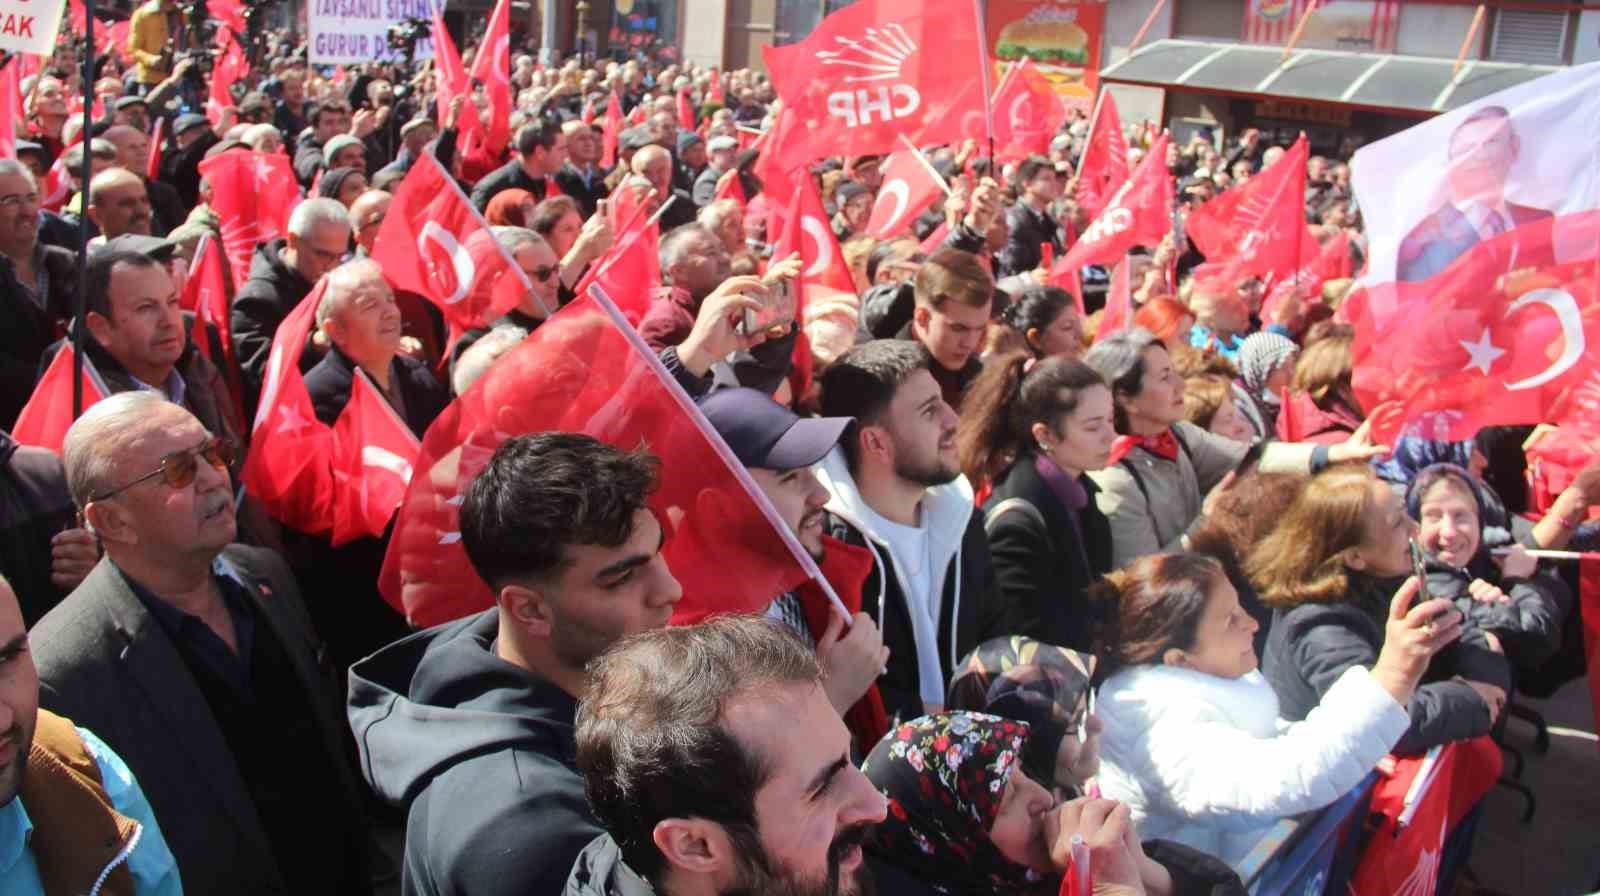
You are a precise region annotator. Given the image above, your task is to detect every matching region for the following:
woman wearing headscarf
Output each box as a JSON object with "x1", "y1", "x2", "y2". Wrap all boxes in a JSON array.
[
  {"x1": 863, "y1": 712, "x2": 1247, "y2": 896},
  {"x1": 1090, "y1": 552, "x2": 1447, "y2": 868},
  {"x1": 316, "y1": 166, "x2": 367, "y2": 208},
  {"x1": 1254, "y1": 464, "x2": 1511, "y2": 752},
  {"x1": 956, "y1": 356, "x2": 1115, "y2": 649},
  {"x1": 484, "y1": 187, "x2": 537, "y2": 227},
  {"x1": 1082, "y1": 328, "x2": 1385, "y2": 568},
  {"x1": 1407, "y1": 464, "x2": 1572, "y2": 671},
  {"x1": 946, "y1": 637, "x2": 1102, "y2": 799},
  {"x1": 1229, "y1": 331, "x2": 1297, "y2": 442}
]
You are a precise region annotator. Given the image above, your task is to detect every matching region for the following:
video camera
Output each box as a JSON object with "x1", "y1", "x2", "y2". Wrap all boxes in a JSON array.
[{"x1": 387, "y1": 17, "x2": 432, "y2": 66}]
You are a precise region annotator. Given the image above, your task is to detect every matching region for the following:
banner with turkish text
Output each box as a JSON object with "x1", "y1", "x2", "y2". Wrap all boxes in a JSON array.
[{"x1": 308, "y1": 0, "x2": 438, "y2": 64}]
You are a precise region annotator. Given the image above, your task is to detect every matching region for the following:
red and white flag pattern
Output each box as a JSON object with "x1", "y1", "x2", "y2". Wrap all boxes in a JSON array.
[
  {"x1": 865, "y1": 149, "x2": 945, "y2": 240},
  {"x1": 12, "y1": 348, "x2": 109, "y2": 455},
  {"x1": 198, "y1": 150, "x2": 301, "y2": 292}
]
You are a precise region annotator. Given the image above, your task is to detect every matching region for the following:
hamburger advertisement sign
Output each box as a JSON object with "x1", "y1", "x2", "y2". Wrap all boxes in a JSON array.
[{"x1": 986, "y1": 0, "x2": 1105, "y2": 110}]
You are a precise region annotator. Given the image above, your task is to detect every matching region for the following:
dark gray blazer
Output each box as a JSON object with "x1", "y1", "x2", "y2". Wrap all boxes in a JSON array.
[{"x1": 29, "y1": 545, "x2": 361, "y2": 896}]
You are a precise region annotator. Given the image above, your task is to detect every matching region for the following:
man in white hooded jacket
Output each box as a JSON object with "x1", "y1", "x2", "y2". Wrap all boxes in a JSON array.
[{"x1": 814, "y1": 340, "x2": 1009, "y2": 724}]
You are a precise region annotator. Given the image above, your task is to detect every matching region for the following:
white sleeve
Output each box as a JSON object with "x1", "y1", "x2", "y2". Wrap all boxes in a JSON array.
[{"x1": 1142, "y1": 667, "x2": 1408, "y2": 829}]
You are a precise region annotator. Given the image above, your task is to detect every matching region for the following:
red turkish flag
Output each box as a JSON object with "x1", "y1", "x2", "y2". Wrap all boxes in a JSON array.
[
  {"x1": 0, "y1": 59, "x2": 18, "y2": 161},
  {"x1": 599, "y1": 91, "x2": 623, "y2": 170},
  {"x1": 575, "y1": 193, "x2": 661, "y2": 324},
  {"x1": 468, "y1": 0, "x2": 514, "y2": 155},
  {"x1": 241, "y1": 280, "x2": 335, "y2": 535},
  {"x1": 628, "y1": 101, "x2": 648, "y2": 127},
  {"x1": 773, "y1": 178, "x2": 855, "y2": 395},
  {"x1": 761, "y1": 0, "x2": 989, "y2": 168},
  {"x1": 1349, "y1": 738, "x2": 1501, "y2": 896},
  {"x1": 865, "y1": 149, "x2": 944, "y2": 240},
  {"x1": 1077, "y1": 90, "x2": 1129, "y2": 221},
  {"x1": 331, "y1": 370, "x2": 421, "y2": 546},
  {"x1": 12, "y1": 348, "x2": 109, "y2": 455},
  {"x1": 1351, "y1": 211, "x2": 1600, "y2": 444},
  {"x1": 371, "y1": 152, "x2": 536, "y2": 331},
  {"x1": 990, "y1": 59, "x2": 1065, "y2": 165},
  {"x1": 379, "y1": 286, "x2": 817, "y2": 628},
  {"x1": 1096, "y1": 254, "x2": 1133, "y2": 344},
  {"x1": 185, "y1": 233, "x2": 245, "y2": 417},
  {"x1": 676, "y1": 87, "x2": 696, "y2": 131},
  {"x1": 1185, "y1": 135, "x2": 1308, "y2": 282},
  {"x1": 1051, "y1": 134, "x2": 1171, "y2": 275},
  {"x1": 751, "y1": 108, "x2": 806, "y2": 235},
  {"x1": 199, "y1": 150, "x2": 301, "y2": 292}
]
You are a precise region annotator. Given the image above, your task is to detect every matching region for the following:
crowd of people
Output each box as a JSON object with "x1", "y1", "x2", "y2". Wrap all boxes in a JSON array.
[{"x1": 0, "y1": 11, "x2": 1593, "y2": 896}]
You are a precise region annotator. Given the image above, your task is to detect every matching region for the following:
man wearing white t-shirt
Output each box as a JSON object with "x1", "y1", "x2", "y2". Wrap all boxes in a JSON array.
[{"x1": 813, "y1": 339, "x2": 1008, "y2": 724}]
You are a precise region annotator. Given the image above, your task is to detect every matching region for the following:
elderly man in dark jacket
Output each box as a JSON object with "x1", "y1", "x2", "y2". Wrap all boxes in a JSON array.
[
  {"x1": 32, "y1": 393, "x2": 374, "y2": 895},
  {"x1": 230, "y1": 198, "x2": 350, "y2": 414}
]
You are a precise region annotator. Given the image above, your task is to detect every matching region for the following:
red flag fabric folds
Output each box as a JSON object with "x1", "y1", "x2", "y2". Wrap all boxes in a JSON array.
[
  {"x1": 185, "y1": 233, "x2": 246, "y2": 417},
  {"x1": 1097, "y1": 254, "x2": 1133, "y2": 344},
  {"x1": 676, "y1": 87, "x2": 696, "y2": 132},
  {"x1": 773, "y1": 178, "x2": 855, "y2": 395},
  {"x1": 467, "y1": 0, "x2": 514, "y2": 154},
  {"x1": 331, "y1": 371, "x2": 421, "y2": 546},
  {"x1": 207, "y1": 31, "x2": 246, "y2": 126},
  {"x1": 380, "y1": 286, "x2": 814, "y2": 628},
  {"x1": 1351, "y1": 211, "x2": 1600, "y2": 444},
  {"x1": 371, "y1": 151, "x2": 537, "y2": 331},
  {"x1": 12, "y1": 348, "x2": 109, "y2": 455},
  {"x1": 242, "y1": 281, "x2": 335, "y2": 535},
  {"x1": 761, "y1": 0, "x2": 989, "y2": 168},
  {"x1": 1052, "y1": 133, "x2": 1172, "y2": 275},
  {"x1": 989, "y1": 59, "x2": 1065, "y2": 165},
  {"x1": 598, "y1": 91, "x2": 624, "y2": 170},
  {"x1": 865, "y1": 149, "x2": 944, "y2": 240},
  {"x1": 713, "y1": 169, "x2": 747, "y2": 209},
  {"x1": 575, "y1": 192, "x2": 661, "y2": 324},
  {"x1": 1076, "y1": 90, "x2": 1129, "y2": 221},
  {"x1": 199, "y1": 150, "x2": 300, "y2": 292},
  {"x1": 1184, "y1": 134, "x2": 1309, "y2": 283},
  {"x1": 0, "y1": 59, "x2": 18, "y2": 161}
]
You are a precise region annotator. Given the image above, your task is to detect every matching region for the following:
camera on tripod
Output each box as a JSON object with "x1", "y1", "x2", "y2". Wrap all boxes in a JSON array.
[{"x1": 387, "y1": 17, "x2": 432, "y2": 63}]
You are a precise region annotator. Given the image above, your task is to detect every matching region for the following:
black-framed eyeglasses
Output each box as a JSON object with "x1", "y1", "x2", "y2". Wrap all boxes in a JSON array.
[
  {"x1": 529, "y1": 265, "x2": 559, "y2": 282},
  {"x1": 89, "y1": 436, "x2": 235, "y2": 502}
]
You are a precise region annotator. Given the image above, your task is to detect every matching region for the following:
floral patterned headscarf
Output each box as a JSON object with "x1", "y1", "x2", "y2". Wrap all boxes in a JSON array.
[
  {"x1": 862, "y1": 712, "x2": 1050, "y2": 895},
  {"x1": 946, "y1": 637, "x2": 1096, "y2": 791}
]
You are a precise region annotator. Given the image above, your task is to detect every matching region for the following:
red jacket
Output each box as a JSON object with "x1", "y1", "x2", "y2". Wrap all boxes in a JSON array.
[{"x1": 1276, "y1": 390, "x2": 1363, "y2": 445}]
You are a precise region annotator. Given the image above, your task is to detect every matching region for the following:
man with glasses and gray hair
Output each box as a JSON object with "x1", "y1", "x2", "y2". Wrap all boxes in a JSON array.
[
  {"x1": 0, "y1": 159, "x2": 77, "y2": 428},
  {"x1": 29, "y1": 392, "x2": 376, "y2": 896},
  {"x1": 232, "y1": 197, "x2": 351, "y2": 414}
]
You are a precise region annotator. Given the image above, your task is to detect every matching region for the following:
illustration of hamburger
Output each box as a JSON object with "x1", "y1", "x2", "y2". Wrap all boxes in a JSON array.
[{"x1": 996, "y1": 8, "x2": 1089, "y2": 66}]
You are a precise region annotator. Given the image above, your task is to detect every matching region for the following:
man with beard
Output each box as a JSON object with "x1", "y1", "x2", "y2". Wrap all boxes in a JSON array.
[
  {"x1": 567, "y1": 614, "x2": 888, "y2": 896},
  {"x1": 0, "y1": 574, "x2": 183, "y2": 894},
  {"x1": 698, "y1": 389, "x2": 891, "y2": 750},
  {"x1": 30, "y1": 394, "x2": 375, "y2": 895},
  {"x1": 814, "y1": 340, "x2": 1007, "y2": 724},
  {"x1": 348, "y1": 432, "x2": 684, "y2": 896}
]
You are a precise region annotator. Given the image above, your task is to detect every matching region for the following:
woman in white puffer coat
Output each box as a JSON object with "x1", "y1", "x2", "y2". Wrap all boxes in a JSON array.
[{"x1": 1089, "y1": 551, "x2": 1460, "y2": 868}]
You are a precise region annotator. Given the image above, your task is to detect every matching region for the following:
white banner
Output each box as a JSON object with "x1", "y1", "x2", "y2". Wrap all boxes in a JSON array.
[
  {"x1": 1352, "y1": 62, "x2": 1600, "y2": 285},
  {"x1": 308, "y1": 0, "x2": 439, "y2": 65},
  {"x1": 0, "y1": 0, "x2": 67, "y2": 55}
]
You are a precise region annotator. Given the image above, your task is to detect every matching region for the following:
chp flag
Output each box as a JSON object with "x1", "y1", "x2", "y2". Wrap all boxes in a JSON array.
[{"x1": 761, "y1": 0, "x2": 992, "y2": 168}]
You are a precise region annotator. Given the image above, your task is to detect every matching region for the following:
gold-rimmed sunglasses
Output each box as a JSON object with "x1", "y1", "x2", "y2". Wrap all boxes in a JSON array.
[{"x1": 88, "y1": 436, "x2": 235, "y2": 502}]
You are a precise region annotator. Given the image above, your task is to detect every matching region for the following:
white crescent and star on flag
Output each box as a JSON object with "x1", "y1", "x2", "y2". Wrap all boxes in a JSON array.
[{"x1": 1458, "y1": 287, "x2": 1585, "y2": 389}]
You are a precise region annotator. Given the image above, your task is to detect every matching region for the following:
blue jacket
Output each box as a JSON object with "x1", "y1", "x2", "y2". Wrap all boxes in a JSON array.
[{"x1": 0, "y1": 726, "x2": 182, "y2": 896}]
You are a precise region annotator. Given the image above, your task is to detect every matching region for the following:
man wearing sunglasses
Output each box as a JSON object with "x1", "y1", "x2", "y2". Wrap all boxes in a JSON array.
[
  {"x1": 30, "y1": 393, "x2": 376, "y2": 895},
  {"x1": 300, "y1": 260, "x2": 451, "y2": 669},
  {"x1": 447, "y1": 227, "x2": 563, "y2": 378}
]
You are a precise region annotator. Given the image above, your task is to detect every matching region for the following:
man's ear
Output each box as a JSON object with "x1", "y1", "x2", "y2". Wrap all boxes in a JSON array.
[
  {"x1": 1342, "y1": 547, "x2": 1367, "y2": 572},
  {"x1": 498, "y1": 583, "x2": 556, "y2": 639},
  {"x1": 84, "y1": 310, "x2": 115, "y2": 347},
  {"x1": 1161, "y1": 647, "x2": 1189, "y2": 669},
  {"x1": 911, "y1": 303, "x2": 931, "y2": 334},
  {"x1": 652, "y1": 818, "x2": 732, "y2": 878},
  {"x1": 858, "y1": 422, "x2": 893, "y2": 468},
  {"x1": 84, "y1": 499, "x2": 136, "y2": 549}
]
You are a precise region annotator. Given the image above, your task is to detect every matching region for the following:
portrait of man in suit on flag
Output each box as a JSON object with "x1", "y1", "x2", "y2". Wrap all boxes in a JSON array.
[{"x1": 1395, "y1": 105, "x2": 1551, "y2": 282}]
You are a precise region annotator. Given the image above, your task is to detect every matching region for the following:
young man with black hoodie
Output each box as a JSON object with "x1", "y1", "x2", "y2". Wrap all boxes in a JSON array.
[
  {"x1": 347, "y1": 432, "x2": 683, "y2": 896},
  {"x1": 814, "y1": 340, "x2": 1008, "y2": 725}
]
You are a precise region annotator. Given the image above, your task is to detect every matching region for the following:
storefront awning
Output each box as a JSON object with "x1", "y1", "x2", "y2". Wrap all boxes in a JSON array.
[{"x1": 1100, "y1": 39, "x2": 1561, "y2": 115}]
